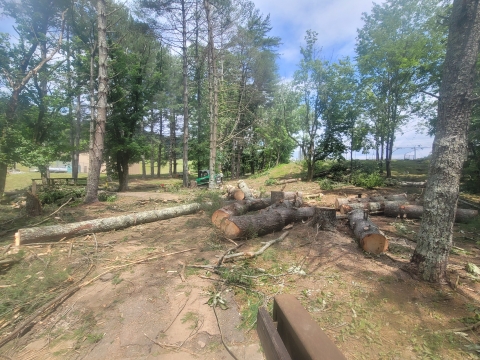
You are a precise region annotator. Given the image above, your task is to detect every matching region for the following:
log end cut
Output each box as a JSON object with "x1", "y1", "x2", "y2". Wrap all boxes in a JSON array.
[
  {"x1": 212, "y1": 209, "x2": 230, "y2": 228},
  {"x1": 221, "y1": 219, "x2": 242, "y2": 239},
  {"x1": 233, "y1": 189, "x2": 245, "y2": 201},
  {"x1": 360, "y1": 233, "x2": 388, "y2": 255}
]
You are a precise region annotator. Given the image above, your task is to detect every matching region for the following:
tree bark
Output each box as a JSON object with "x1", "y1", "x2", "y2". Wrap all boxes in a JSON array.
[
  {"x1": 15, "y1": 203, "x2": 203, "y2": 245},
  {"x1": 85, "y1": 0, "x2": 108, "y2": 204},
  {"x1": 181, "y1": 0, "x2": 190, "y2": 188},
  {"x1": 384, "y1": 203, "x2": 478, "y2": 223},
  {"x1": 412, "y1": 0, "x2": 480, "y2": 282},
  {"x1": 211, "y1": 198, "x2": 272, "y2": 227},
  {"x1": 271, "y1": 191, "x2": 303, "y2": 207},
  {"x1": 238, "y1": 180, "x2": 253, "y2": 200},
  {"x1": 311, "y1": 207, "x2": 337, "y2": 231},
  {"x1": 339, "y1": 200, "x2": 408, "y2": 215},
  {"x1": 25, "y1": 192, "x2": 42, "y2": 217},
  {"x1": 220, "y1": 207, "x2": 315, "y2": 239},
  {"x1": 348, "y1": 209, "x2": 387, "y2": 255}
]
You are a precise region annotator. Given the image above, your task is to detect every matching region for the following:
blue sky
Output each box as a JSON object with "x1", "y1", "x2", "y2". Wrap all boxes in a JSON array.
[{"x1": 253, "y1": 0, "x2": 434, "y2": 159}]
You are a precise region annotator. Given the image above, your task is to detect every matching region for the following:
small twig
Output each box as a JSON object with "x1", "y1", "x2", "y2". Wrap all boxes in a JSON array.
[
  {"x1": 30, "y1": 197, "x2": 73, "y2": 227},
  {"x1": 92, "y1": 233, "x2": 98, "y2": 254},
  {"x1": 0, "y1": 284, "x2": 16, "y2": 288},
  {"x1": 223, "y1": 232, "x2": 289, "y2": 263},
  {"x1": 212, "y1": 299, "x2": 240, "y2": 360},
  {"x1": 223, "y1": 238, "x2": 238, "y2": 246},
  {"x1": 162, "y1": 297, "x2": 189, "y2": 334},
  {"x1": 179, "y1": 261, "x2": 186, "y2": 282},
  {"x1": 0, "y1": 259, "x2": 19, "y2": 266},
  {"x1": 68, "y1": 243, "x2": 73, "y2": 258},
  {"x1": 143, "y1": 333, "x2": 198, "y2": 356},
  {"x1": 1, "y1": 244, "x2": 11, "y2": 257},
  {"x1": 216, "y1": 242, "x2": 244, "y2": 267},
  {"x1": 441, "y1": 320, "x2": 480, "y2": 333}
]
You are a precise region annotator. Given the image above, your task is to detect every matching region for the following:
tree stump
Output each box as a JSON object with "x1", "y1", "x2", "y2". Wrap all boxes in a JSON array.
[
  {"x1": 311, "y1": 207, "x2": 337, "y2": 231},
  {"x1": 25, "y1": 192, "x2": 42, "y2": 217}
]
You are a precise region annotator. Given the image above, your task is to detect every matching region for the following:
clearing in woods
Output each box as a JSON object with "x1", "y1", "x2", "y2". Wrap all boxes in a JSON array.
[{"x1": 1, "y1": 160, "x2": 480, "y2": 359}]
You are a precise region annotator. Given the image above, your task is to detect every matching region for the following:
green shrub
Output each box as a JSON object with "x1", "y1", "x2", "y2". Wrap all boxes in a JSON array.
[
  {"x1": 264, "y1": 178, "x2": 277, "y2": 186},
  {"x1": 37, "y1": 187, "x2": 85, "y2": 205},
  {"x1": 318, "y1": 178, "x2": 334, "y2": 190},
  {"x1": 351, "y1": 171, "x2": 384, "y2": 189}
]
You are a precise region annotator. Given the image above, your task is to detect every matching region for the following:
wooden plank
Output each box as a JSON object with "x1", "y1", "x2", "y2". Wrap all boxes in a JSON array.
[
  {"x1": 257, "y1": 307, "x2": 292, "y2": 360},
  {"x1": 273, "y1": 294, "x2": 346, "y2": 360}
]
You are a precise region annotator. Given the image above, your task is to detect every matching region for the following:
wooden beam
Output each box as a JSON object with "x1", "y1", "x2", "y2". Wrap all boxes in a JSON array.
[
  {"x1": 257, "y1": 307, "x2": 292, "y2": 360},
  {"x1": 273, "y1": 294, "x2": 346, "y2": 360}
]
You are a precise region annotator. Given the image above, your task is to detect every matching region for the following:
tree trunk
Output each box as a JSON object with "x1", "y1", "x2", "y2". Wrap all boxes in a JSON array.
[
  {"x1": 0, "y1": 162, "x2": 7, "y2": 196},
  {"x1": 221, "y1": 207, "x2": 316, "y2": 239},
  {"x1": 15, "y1": 203, "x2": 203, "y2": 245},
  {"x1": 25, "y1": 192, "x2": 42, "y2": 217},
  {"x1": 385, "y1": 203, "x2": 478, "y2": 223},
  {"x1": 158, "y1": 111, "x2": 163, "y2": 178},
  {"x1": 181, "y1": 0, "x2": 190, "y2": 188},
  {"x1": 348, "y1": 209, "x2": 387, "y2": 255},
  {"x1": 85, "y1": 0, "x2": 108, "y2": 204},
  {"x1": 412, "y1": 0, "x2": 480, "y2": 282},
  {"x1": 211, "y1": 198, "x2": 272, "y2": 227},
  {"x1": 117, "y1": 154, "x2": 129, "y2": 192}
]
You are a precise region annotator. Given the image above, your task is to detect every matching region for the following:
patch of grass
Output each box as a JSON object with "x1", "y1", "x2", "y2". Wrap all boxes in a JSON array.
[
  {"x1": 239, "y1": 296, "x2": 263, "y2": 330},
  {"x1": 264, "y1": 178, "x2": 276, "y2": 186},
  {"x1": 181, "y1": 311, "x2": 200, "y2": 330},
  {"x1": 261, "y1": 248, "x2": 277, "y2": 262},
  {"x1": 111, "y1": 274, "x2": 123, "y2": 285},
  {"x1": 194, "y1": 191, "x2": 225, "y2": 217},
  {"x1": 87, "y1": 333, "x2": 104, "y2": 344}
]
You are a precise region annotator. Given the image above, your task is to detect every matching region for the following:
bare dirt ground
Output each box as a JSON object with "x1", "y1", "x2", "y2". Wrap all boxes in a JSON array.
[{"x1": 1, "y1": 175, "x2": 480, "y2": 359}]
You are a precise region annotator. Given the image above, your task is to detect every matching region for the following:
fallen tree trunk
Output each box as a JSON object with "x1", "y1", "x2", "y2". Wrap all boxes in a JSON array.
[
  {"x1": 339, "y1": 200, "x2": 408, "y2": 215},
  {"x1": 271, "y1": 191, "x2": 303, "y2": 206},
  {"x1": 211, "y1": 198, "x2": 272, "y2": 228},
  {"x1": 348, "y1": 209, "x2": 388, "y2": 255},
  {"x1": 221, "y1": 207, "x2": 316, "y2": 239},
  {"x1": 276, "y1": 178, "x2": 301, "y2": 185},
  {"x1": 238, "y1": 180, "x2": 253, "y2": 200},
  {"x1": 15, "y1": 203, "x2": 203, "y2": 245},
  {"x1": 384, "y1": 203, "x2": 478, "y2": 223},
  {"x1": 335, "y1": 194, "x2": 407, "y2": 210},
  {"x1": 398, "y1": 181, "x2": 426, "y2": 187}
]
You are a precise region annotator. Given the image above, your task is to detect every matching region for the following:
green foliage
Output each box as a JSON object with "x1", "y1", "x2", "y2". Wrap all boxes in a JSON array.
[
  {"x1": 351, "y1": 171, "x2": 384, "y2": 189},
  {"x1": 37, "y1": 187, "x2": 85, "y2": 205},
  {"x1": 318, "y1": 178, "x2": 334, "y2": 190},
  {"x1": 264, "y1": 178, "x2": 276, "y2": 186}
]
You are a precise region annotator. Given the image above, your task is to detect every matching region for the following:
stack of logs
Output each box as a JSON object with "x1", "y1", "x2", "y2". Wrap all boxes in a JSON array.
[
  {"x1": 213, "y1": 188, "x2": 388, "y2": 255},
  {"x1": 335, "y1": 194, "x2": 478, "y2": 223}
]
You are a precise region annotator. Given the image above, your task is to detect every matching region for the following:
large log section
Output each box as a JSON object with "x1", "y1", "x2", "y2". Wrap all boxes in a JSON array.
[
  {"x1": 211, "y1": 198, "x2": 272, "y2": 227},
  {"x1": 335, "y1": 194, "x2": 407, "y2": 210},
  {"x1": 348, "y1": 209, "x2": 388, "y2": 254},
  {"x1": 339, "y1": 200, "x2": 408, "y2": 214},
  {"x1": 221, "y1": 207, "x2": 315, "y2": 239},
  {"x1": 384, "y1": 203, "x2": 478, "y2": 223},
  {"x1": 15, "y1": 203, "x2": 203, "y2": 246}
]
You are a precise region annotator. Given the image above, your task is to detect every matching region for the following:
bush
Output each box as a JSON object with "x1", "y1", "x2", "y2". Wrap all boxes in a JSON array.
[
  {"x1": 351, "y1": 171, "x2": 384, "y2": 189},
  {"x1": 38, "y1": 187, "x2": 86, "y2": 205},
  {"x1": 318, "y1": 178, "x2": 334, "y2": 190},
  {"x1": 264, "y1": 178, "x2": 276, "y2": 186}
]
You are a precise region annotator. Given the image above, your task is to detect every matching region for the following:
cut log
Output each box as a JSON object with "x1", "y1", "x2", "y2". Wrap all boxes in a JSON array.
[
  {"x1": 334, "y1": 194, "x2": 407, "y2": 210},
  {"x1": 211, "y1": 198, "x2": 272, "y2": 228},
  {"x1": 383, "y1": 203, "x2": 478, "y2": 223},
  {"x1": 276, "y1": 178, "x2": 301, "y2": 185},
  {"x1": 311, "y1": 207, "x2": 337, "y2": 230},
  {"x1": 238, "y1": 180, "x2": 253, "y2": 200},
  {"x1": 25, "y1": 192, "x2": 42, "y2": 217},
  {"x1": 398, "y1": 181, "x2": 426, "y2": 187},
  {"x1": 271, "y1": 191, "x2": 303, "y2": 207},
  {"x1": 340, "y1": 200, "x2": 409, "y2": 215},
  {"x1": 221, "y1": 207, "x2": 316, "y2": 239},
  {"x1": 348, "y1": 209, "x2": 388, "y2": 254},
  {"x1": 233, "y1": 189, "x2": 245, "y2": 201},
  {"x1": 15, "y1": 203, "x2": 203, "y2": 246}
]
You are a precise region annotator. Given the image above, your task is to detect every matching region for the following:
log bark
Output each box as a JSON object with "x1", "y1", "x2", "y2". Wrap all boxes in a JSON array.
[
  {"x1": 221, "y1": 207, "x2": 315, "y2": 239},
  {"x1": 238, "y1": 180, "x2": 253, "y2": 200},
  {"x1": 335, "y1": 194, "x2": 407, "y2": 210},
  {"x1": 339, "y1": 200, "x2": 408, "y2": 215},
  {"x1": 271, "y1": 191, "x2": 303, "y2": 206},
  {"x1": 276, "y1": 178, "x2": 301, "y2": 185},
  {"x1": 15, "y1": 203, "x2": 203, "y2": 245},
  {"x1": 348, "y1": 209, "x2": 388, "y2": 255},
  {"x1": 211, "y1": 198, "x2": 272, "y2": 228},
  {"x1": 384, "y1": 203, "x2": 478, "y2": 223},
  {"x1": 311, "y1": 207, "x2": 337, "y2": 231}
]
